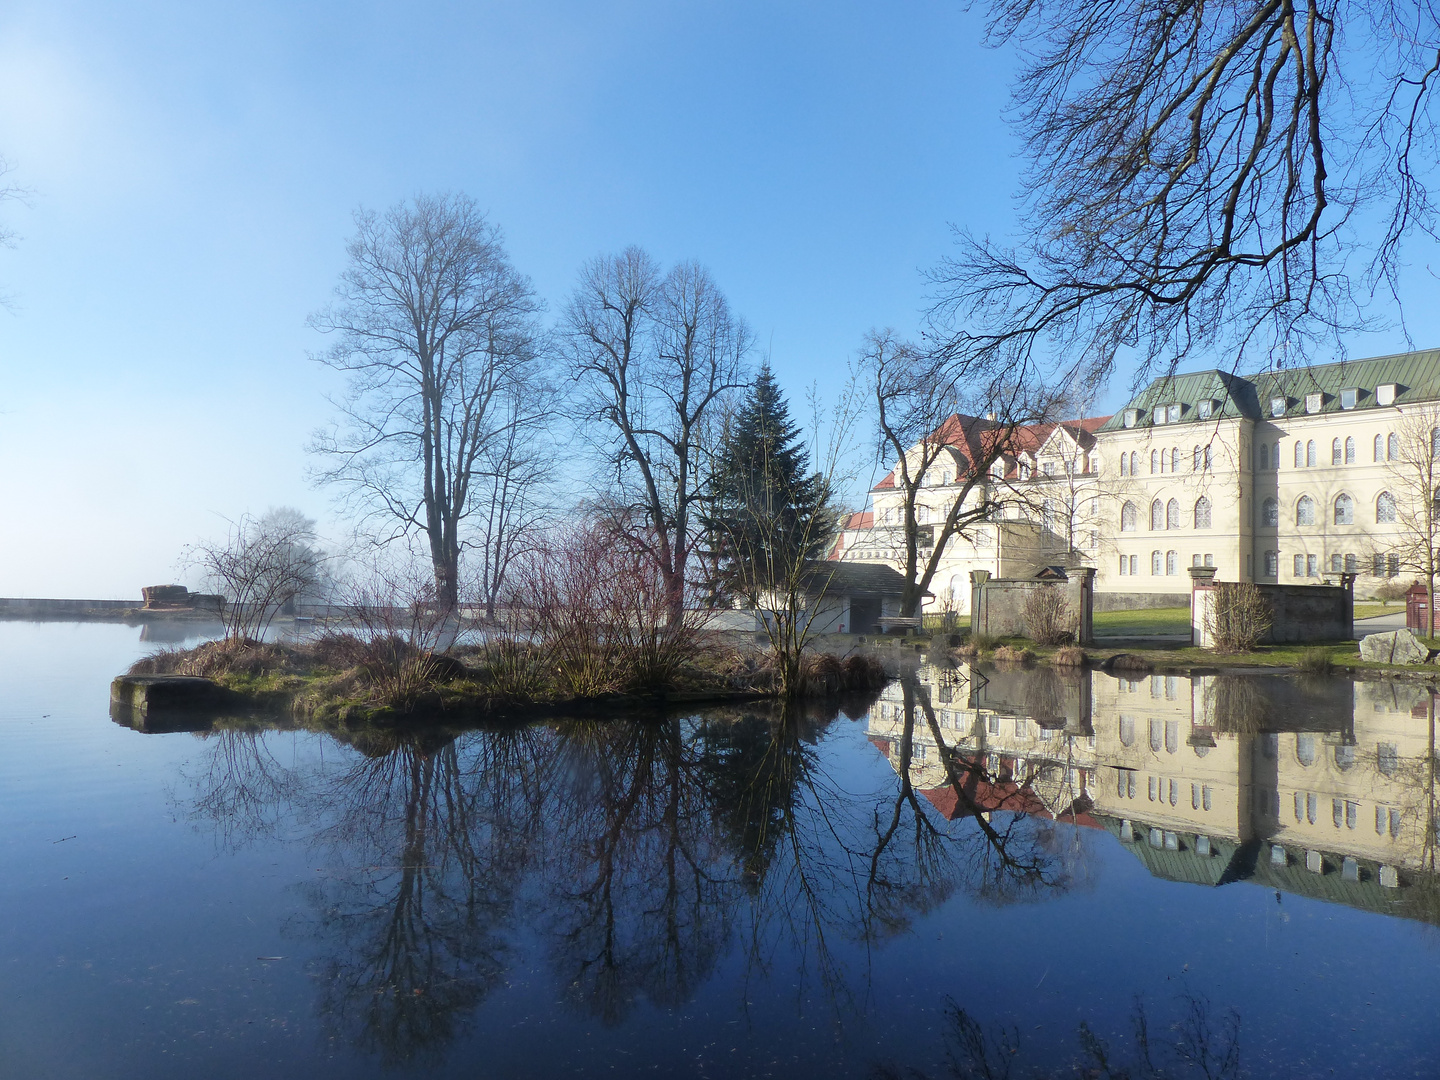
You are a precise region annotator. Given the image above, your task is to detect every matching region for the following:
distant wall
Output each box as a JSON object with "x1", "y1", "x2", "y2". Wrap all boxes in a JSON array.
[
  {"x1": 0, "y1": 597, "x2": 139, "y2": 616},
  {"x1": 1093, "y1": 592, "x2": 1189, "y2": 613},
  {"x1": 1191, "y1": 570, "x2": 1354, "y2": 646},
  {"x1": 970, "y1": 569, "x2": 1095, "y2": 645}
]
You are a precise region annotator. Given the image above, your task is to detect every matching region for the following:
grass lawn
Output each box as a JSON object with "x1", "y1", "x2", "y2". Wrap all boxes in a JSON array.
[
  {"x1": 1093, "y1": 607, "x2": 1191, "y2": 637},
  {"x1": 1354, "y1": 601, "x2": 1402, "y2": 620}
]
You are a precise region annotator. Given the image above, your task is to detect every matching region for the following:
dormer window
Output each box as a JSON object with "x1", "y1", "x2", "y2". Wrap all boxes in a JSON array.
[
  {"x1": 1197, "y1": 399, "x2": 1214, "y2": 419},
  {"x1": 1166, "y1": 404, "x2": 1182, "y2": 423},
  {"x1": 1270, "y1": 396, "x2": 1287, "y2": 418},
  {"x1": 1305, "y1": 392, "x2": 1323, "y2": 414},
  {"x1": 1340, "y1": 388, "x2": 1358, "y2": 410},
  {"x1": 1378, "y1": 383, "x2": 1398, "y2": 406},
  {"x1": 1122, "y1": 408, "x2": 1141, "y2": 428}
]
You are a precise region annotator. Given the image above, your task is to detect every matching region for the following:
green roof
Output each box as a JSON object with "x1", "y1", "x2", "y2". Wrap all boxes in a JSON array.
[{"x1": 1097, "y1": 349, "x2": 1440, "y2": 432}]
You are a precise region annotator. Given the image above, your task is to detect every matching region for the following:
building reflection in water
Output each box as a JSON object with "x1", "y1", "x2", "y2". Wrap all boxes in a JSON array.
[{"x1": 869, "y1": 661, "x2": 1440, "y2": 922}]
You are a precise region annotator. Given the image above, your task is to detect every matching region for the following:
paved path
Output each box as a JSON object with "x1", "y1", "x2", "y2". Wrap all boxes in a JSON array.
[{"x1": 1355, "y1": 611, "x2": 1406, "y2": 634}]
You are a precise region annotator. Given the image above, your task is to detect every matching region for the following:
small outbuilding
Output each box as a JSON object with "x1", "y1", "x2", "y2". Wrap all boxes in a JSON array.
[{"x1": 787, "y1": 561, "x2": 919, "y2": 635}]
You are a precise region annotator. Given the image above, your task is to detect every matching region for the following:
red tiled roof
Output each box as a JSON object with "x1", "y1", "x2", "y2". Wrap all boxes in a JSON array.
[{"x1": 844, "y1": 511, "x2": 874, "y2": 530}]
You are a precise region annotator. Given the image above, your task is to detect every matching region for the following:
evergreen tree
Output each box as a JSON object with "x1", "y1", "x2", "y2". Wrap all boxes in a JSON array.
[{"x1": 702, "y1": 365, "x2": 833, "y2": 604}]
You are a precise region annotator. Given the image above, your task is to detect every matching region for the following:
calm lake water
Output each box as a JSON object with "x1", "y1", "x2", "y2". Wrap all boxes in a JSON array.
[{"x1": 5, "y1": 621, "x2": 1440, "y2": 1078}]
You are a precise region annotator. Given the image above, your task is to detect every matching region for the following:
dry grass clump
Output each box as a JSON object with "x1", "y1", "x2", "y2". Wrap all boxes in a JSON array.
[
  {"x1": 1050, "y1": 646, "x2": 1088, "y2": 668},
  {"x1": 994, "y1": 645, "x2": 1036, "y2": 665},
  {"x1": 1297, "y1": 647, "x2": 1335, "y2": 675},
  {"x1": 129, "y1": 637, "x2": 295, "y2": 678}
]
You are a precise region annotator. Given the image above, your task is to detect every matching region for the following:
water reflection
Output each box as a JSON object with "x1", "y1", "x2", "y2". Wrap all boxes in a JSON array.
[
  {"x1": 873, "y1": 662, "x2": 1440, "y2": 925},
  {"x1": 171, "y1": 694, "x2": 1068, "y2": 1064}
]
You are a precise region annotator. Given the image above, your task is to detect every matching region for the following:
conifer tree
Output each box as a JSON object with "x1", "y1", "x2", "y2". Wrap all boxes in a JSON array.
[{"x1": 702, "y1": 365, "x2": 833, "y2": 603}]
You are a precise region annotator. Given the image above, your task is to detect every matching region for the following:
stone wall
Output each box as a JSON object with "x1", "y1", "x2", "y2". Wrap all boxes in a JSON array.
[
  {"x1": 1190, "y1": 568, "x2": 1354, "y2": 646},
  {"x1": 970, "y1": 568, "x2": 1096, "y2": 645}
]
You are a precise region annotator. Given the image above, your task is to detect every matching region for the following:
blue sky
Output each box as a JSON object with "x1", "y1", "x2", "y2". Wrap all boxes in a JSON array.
[{"x1": 0, "y1": 2, "x2": 1434, "y2": 597}]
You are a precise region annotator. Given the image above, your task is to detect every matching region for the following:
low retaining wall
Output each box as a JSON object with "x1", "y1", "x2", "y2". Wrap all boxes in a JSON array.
[
  {"x1": 1093, "y1": 592, "x2": 1190, "y2": 613},
  {"x1": 0, "y1": 597, "x2": 140, "y2": 615},
  {"x1": 1189, "y1": 568, "x2": 1354, "y2": 646},
  {"x1": 969, "y1": 568, "x2": 1095, "y2": 645}
]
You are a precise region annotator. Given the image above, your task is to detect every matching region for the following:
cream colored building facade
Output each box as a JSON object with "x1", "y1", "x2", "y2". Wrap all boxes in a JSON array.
[
  {"x1": 1095, "y1": 350, "x2": 1440, "y2": 598},
  {"x1": 840, "y1": 349, "x2": 1440, "y2": 606}
]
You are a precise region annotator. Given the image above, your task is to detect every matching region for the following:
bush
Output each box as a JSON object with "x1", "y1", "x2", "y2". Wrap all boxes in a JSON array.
[
  {"x1": 1206, "y1": 582, "x2": 1272, "y2": 653},
  {"x1": 1050, "y1": 646, "x2": 1087, "y2": 667},
  {"x1": 994, "y1": 644, "x2": 1035, "y2": 664},
  {"x1": 1022, "y1": 585, "x2": 1073, "y2": 646},
  {"x1": 1373, "y1": 578, "x2": 1415, "y2": 604}
]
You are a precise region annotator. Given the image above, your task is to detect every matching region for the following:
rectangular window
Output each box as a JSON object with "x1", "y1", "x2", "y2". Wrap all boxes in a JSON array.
[
  {"x1": 1192, "y1": 553, "x2": 1201, "y2": 568},
  {"x1": 1129, "y1": 554, "x2": 1138, "y2": 576},
  {"x1": 1345, "y1": 553, "x2": 1358, "y2": 573},
  {"x1": 1204, "y1": 554, "x2": 1213, "y2": 568},
  {"x1": 1331, "y1": 554, "x2": 1341, "y2": 573},
  {"x1": 1119, "y1": 555, "x2": 1127, "y2": 575},
  {"x1": 1340, "y1": 388, "x2": 1357, "y2": 409},
  {"x1": 1123, "y1": 409, "x2": 1139, "y2": 428},
  {"x1": 1389, "y1": 553, "x2": 1401, "y2": 576},
  {"x1": 1307, "y1": 554, "x2": 1319, "y2": 577},
  {"x1": 1294, "y1": 554, "x2": 1305, "y2": 577},
  {"x1": 1264, "y1": 551, "x2": 1278, "y2": 577},
  {"x1": 988, "y1": 715, "x2": 1000, "y2": 734},
  {"x1": 1374, "y1": 553, "x2": 1386, "y2": 576},
  {"x1": 1306, "y1": 392, "x2": 1323, "y2": 413},
  {"x1": 1333, "y1": 799, "x2": 1344, "y2": 827},
  {"x1": 1378, "y1": 383, "x2": 1398, "y2": 406}
]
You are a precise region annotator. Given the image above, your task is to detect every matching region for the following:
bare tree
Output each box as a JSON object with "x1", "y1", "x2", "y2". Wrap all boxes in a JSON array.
[
  {"x1": 1386, "y1": 403, "x2": 1440, "y2": 632},
  {"x1": 187, "y1": 508, "x2": 325, "y2": 639},
  {"x1": 310, "y1": 193, "x2": 546, "y2": 610},
  {"x1": 929, "y1": 1, "x2": 1440, "y2": 391},
  {"x1": 465, "y1": 392, "x2": 554, "y2": 621},
  {"x1": 562, "y1": 247, "x2": 750, "y2": 624},
  {"x1": 858, "y1": 330, "x2": 1061, "y2": 618}
]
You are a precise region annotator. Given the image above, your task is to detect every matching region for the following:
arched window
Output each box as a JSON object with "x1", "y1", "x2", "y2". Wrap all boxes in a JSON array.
[
  {"x1": 1377, "y1": 491, "x2": 1397, "y2": 524},
  {"x1": 1120, "y1": 454, "x2": 1128, "y2": 476},
  {"x1": 1262, "y1": 497, "x2": 1279, "y2": 526},
  {"x1": 1296, "y1": 734, "x2": 1317, "y2": 767},
  {"x1": 1167, "y1": 499, "x2": 1181, "y2": 529},
  {"x1": 1375, "y1": 434, "x2": 1384, "y2": 462},
  {"x1": 1296, "y1": 495, "x2": 1316, "y2": 525},
  {"x1": 1193, "y1": 445, "x2": 1202, "y2": 471},
  {"x1": 1194, "y1": 497, "x2": 1212, "y2": 529},
  {"x1": 1120, "y1": 501, "x2": 1137, "y2": 531},
  {"x1": 1334, "y1": 493, "x2": 1354, "y2": 525},
  {"x1": 1260, "y1": 442, "x2": 1270, "y2": 469},
  {"x1": 1334, "y1": 744, "x2": 1356, "y2": 771},
  {"x1": 1306, "y1": 440, "x2": 1317, "y2": 467},
  {"x1": 1332, "y1": 438, "x2": 1342, "y2": 465},
  {"x1": 1150, "y1": 449, "x2": 1158, "y2": 474},
  {"x1": 1151, "y1": 500, "x2": 1164, "y2": 530},
  {"x1": 1294, "y1": 441, "x2": 1304, "y2": 468},
  {"x1": 1149, "y1": 720, "x2": 1163, "y2": 752},
  {"x1": 1170, "y1": 448, "x2": 1180, "y2": 472},
  {"x1": 1151, "y1": 550, "x2": 1162, "y2": 575},
  {"x1": 1166, "y1": 550, "x2": 1178, "y2": 575},
  {"x1": 1345, "y1": 436, "x2": 1355, "y2": 463},
  {"x1": 1204, "y1": 445, "x2": 1211, "y2": 470},
  {"x1": 1433, "y1": 428, "x2": 1440, "y2": 460},
  {"x1": 1273, "y1": 441, "x2": 1280, "y2": 466},
  {"x1": 1129, "y1": 451, "x2": 1138, "y2": 475},
  {"x1": 1389, "y1": 432, "x2": 1400, "y2": 460}
]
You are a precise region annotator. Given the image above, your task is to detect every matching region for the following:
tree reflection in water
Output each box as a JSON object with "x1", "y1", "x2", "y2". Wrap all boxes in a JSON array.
[
  {"x1": 873, "y1": 993, "x2": 1241, "y2": 1080},
  {"x1": 176, "y1": 686, "x2": 1071, "y2": 1064}
]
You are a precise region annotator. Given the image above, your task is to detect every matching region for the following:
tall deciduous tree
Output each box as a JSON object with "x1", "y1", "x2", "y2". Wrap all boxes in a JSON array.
[
  {"x1": 702, "y1": 364, "x2": 833, "y2": 604},
  {"x1": 1386, "y1": 403, "x2": 1440, "y2": 632},
  {"x1": 563, "y1": 247, "x2": 750, "y2": 623},
  {"x1": 860, "y1": 330, "x2": 1060, "y2": 618},
  {"x1": 930, "y1": 1, "x2": 1440, "y2": 388},
  {"x1": 310, "y1": 193, "x2": 545, "y2": 609}
]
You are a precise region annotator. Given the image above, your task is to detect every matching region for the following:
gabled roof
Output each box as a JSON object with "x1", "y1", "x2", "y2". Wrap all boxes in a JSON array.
[
  {"x1": 870, "y1": 413, "x2": 1110, "y2": 492},
  {"x1": 797, "y1": 560, "x2": 919, "y2": 598},
  {"x1": 842, "y1": 510, "x2": 873, "y2": 531},
  {"x1": 1098, "y1": 349, "x2": 1440, "y2": 432}
]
